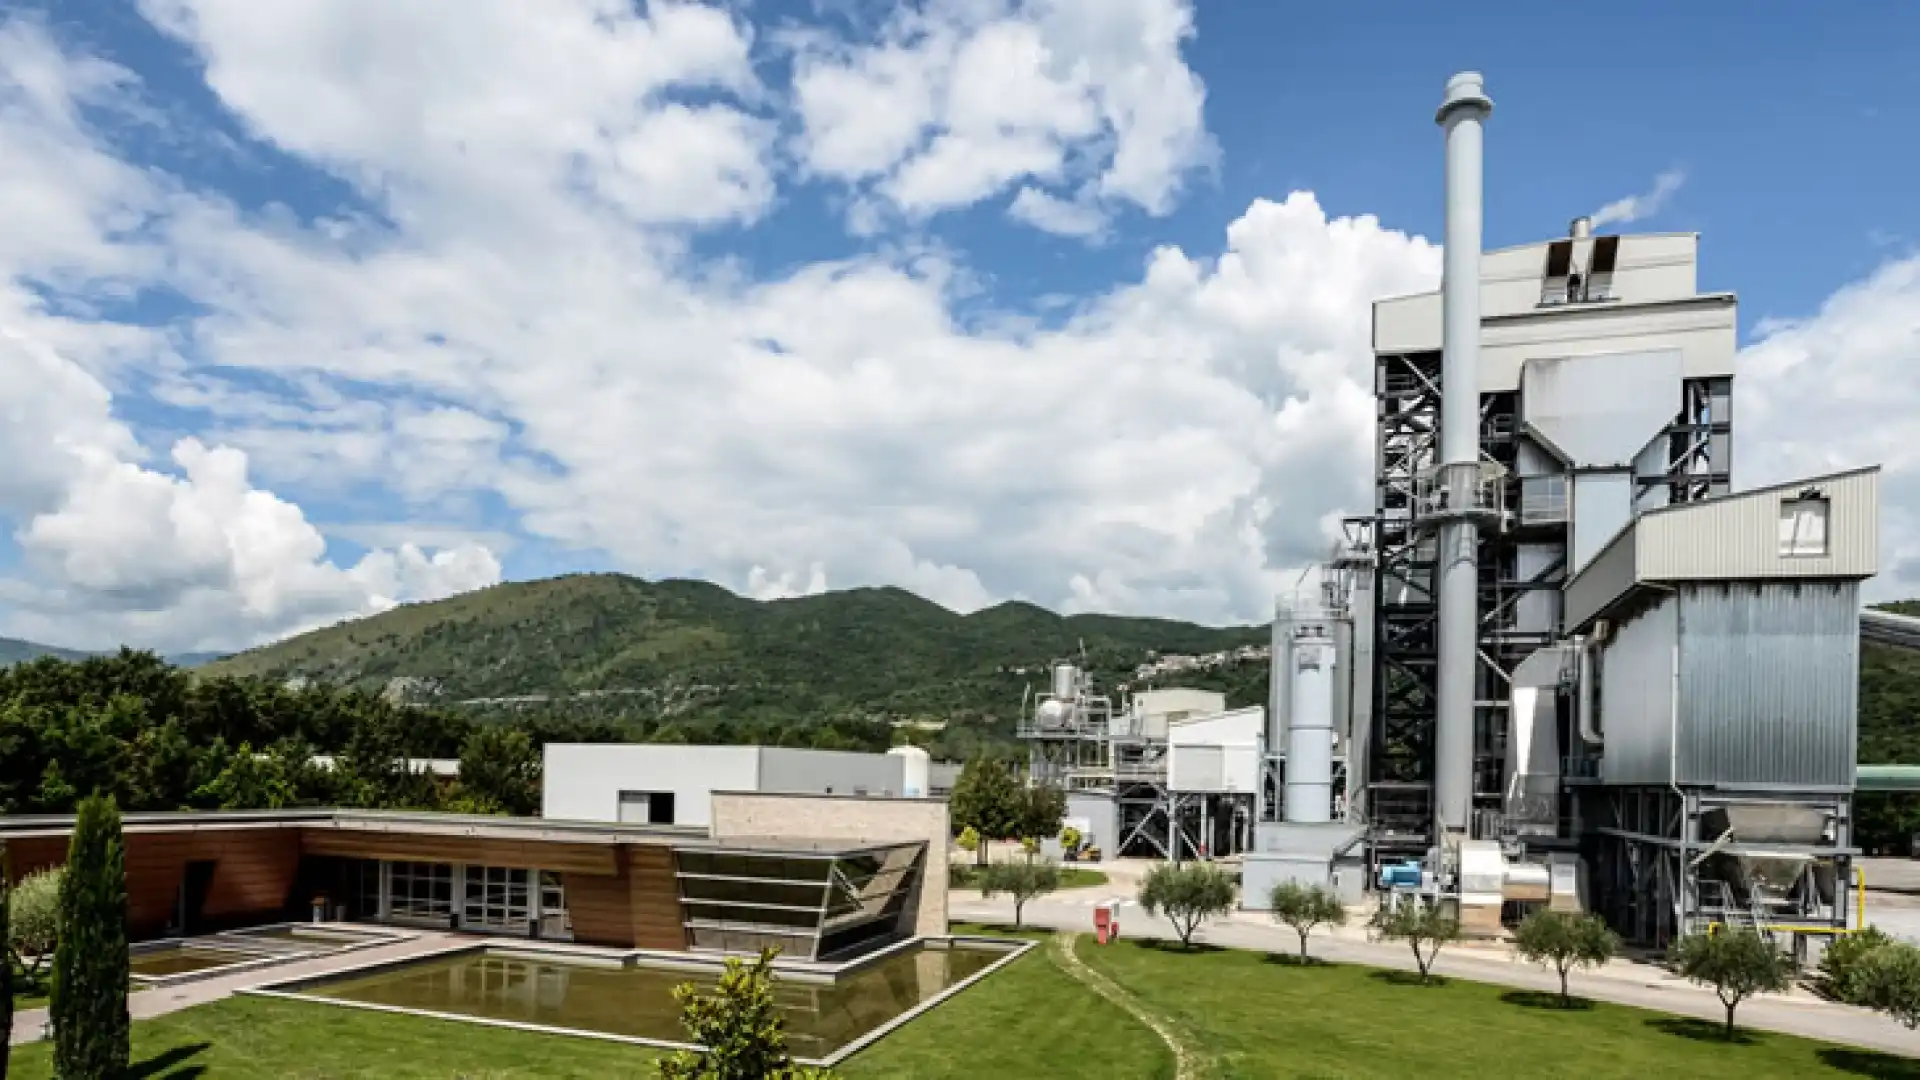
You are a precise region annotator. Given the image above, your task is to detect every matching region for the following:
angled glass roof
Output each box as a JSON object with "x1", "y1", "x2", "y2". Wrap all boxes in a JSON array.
[{"x1": 673, "y1": 842, "x2": 924, "y2": 962}]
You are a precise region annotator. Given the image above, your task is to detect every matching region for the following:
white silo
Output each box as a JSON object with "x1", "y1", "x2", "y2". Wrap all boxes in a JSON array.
[
  {"x1": 889, "y1": 745, "x2": 932, "y2": 798},
  {"x1": 1284, "y1": 628, "x2": 1337, "y2": 823},
  {"x1": 1051, "y1": 662, "x2": 1078, "y2": 702}
]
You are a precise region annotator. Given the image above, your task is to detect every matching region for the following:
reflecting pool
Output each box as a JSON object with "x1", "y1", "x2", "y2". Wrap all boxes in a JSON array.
[
  {"x1": 130, "y1": 945, "x2": 275, "y2": 978},
  {"x1": 301, "y1": 941, "x2": 1005, "y2": 1058}
]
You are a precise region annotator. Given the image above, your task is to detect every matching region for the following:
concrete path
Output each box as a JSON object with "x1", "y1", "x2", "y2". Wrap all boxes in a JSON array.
[
  {"x1": 10, "y1": 930, "x2": 470, "y2": 1047},
  {"x1": 954, "y1": 894, "x2": 1920, "y2": 1059}
]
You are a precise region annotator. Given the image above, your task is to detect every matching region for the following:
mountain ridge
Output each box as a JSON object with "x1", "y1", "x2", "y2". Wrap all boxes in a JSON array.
[{"x1": 199, "y1": 572, "x2": 1271, "y2": 730}]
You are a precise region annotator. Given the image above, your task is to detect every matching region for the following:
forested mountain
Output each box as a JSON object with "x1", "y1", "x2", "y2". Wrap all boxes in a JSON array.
[
  {"x1": 201, "y1": 573, "x2": 1271, "y2": 755},
  {"x1": 0, "y1": 636, "x2": 93, "y2": 665},
  {"x1": 0, "y1": 637, "x2": 225, "y2": 668}
]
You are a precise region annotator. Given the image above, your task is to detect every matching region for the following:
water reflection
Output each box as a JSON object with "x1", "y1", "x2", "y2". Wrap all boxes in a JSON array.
[{"x1": 306, "y1": 943, "x2": 1000, "y2": 1056}]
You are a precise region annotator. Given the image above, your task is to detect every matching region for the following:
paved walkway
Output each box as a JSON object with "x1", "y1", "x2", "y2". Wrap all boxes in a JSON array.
[
  {"x1": 954, "y1": 894, "x2": 1920, "y2": 1059},
  {"x1": 10, "y1": 930, "x2": 469, "y2": 1047}
]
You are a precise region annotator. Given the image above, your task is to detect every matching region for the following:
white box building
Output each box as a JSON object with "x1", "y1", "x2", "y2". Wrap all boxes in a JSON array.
[{"x1": 542, "y1": 744, "x2": 909, "y2": 827}]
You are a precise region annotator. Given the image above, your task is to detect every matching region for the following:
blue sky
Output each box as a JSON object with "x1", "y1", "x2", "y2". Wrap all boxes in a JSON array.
[{"x1": 1, "y1": 0, "x2": 1916, "y2": 651}]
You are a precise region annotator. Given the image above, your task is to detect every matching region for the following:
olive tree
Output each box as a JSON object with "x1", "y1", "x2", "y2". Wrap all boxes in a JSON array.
[
  {"x1": 1670, "y1": 930, "x2": 1794, "y2": 1039},
  {"x1": 1512, "y1": 911, "x2": 1619, "y2": 1006},
  {"x1": 1859, "y1": 941, "x2": 1920, "y2": 1030},
  {"x1": 1138, "y1": 861, "x2": 1237, "y2": 949},
  {"x1": 1369, "y1": 899, "x2": 1459, "y2": 984},
  {"x1": 978, "y1": 860, "x2": 1061, "y2": 930},
  {"x1": 1269, "y1": 882, "x2": 1346, "y2": 962},
  {"x1": 5, "y1": 867, "x2": 61, "y2": 988}
]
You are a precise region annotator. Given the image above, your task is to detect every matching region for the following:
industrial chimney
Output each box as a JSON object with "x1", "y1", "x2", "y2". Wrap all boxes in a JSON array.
[{"x1": 1432, "y1": 72, "x2": 1493, "y2": 843}]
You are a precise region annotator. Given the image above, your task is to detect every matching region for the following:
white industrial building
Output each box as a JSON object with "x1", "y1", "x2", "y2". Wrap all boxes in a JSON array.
[
  {"x1": 542, "y1": 744, "x2": 936, "y2": 827},
  {"x1": 1234, "y1": 70, "x2": 1885, "y2": 948}
]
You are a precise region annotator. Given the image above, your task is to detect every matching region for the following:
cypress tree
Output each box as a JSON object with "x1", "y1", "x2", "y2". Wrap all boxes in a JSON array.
[
  {"x1": 2, "y1": 844, "x2": 13, "y2": 1080},
  {"x1": 51, "y1": 795, "x2": 130, "y2": 1079}
]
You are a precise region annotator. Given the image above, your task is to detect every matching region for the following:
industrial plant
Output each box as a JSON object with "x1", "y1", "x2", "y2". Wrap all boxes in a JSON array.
[{"x1": 1028, "y1": 71, "x2": 1888, "y2": 956}]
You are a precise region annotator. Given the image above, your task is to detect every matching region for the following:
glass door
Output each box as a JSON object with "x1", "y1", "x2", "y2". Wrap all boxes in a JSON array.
[{"x1": 462, "y1": 865, "x2": 533, "y2": 935}]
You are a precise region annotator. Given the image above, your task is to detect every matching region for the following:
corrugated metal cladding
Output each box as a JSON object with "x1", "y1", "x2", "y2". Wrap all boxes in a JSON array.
[
  {"x1": 1599, "y1": 596, "x2": 1679, "y2": 787},
  {"x1": 1637, "y1": 467, "x2": 1879, "y2": 581},
  {"x1": 1675, "y1": 581, "x2": 1859, "y2": 789}
]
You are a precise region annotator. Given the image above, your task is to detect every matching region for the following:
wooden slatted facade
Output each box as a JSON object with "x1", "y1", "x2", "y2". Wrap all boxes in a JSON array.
[
  {"x1": 299, "y1": 829, "x2": 619, "y2": 877},
  {"x1": 566, "y1": 845, "x2": 687, "y2": 950},
  {"x1": 0, "y1": 814, "x2": 689, "y2": 949}
]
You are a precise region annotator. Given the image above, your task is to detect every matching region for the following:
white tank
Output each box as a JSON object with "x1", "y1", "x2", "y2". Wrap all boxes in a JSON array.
[
  {"x1": 1051, "y1": 663, "x2": 1078, "y2": 702},
  {"x1": 1036, "y1": 699, "x2": 1076, "y2": 728},
  {"x1": 1285, "y1": 632, "x2": 1336, "y2": 823},
  {"x1": 888, "y1": 745, "x2": 931, "y2": 798}
]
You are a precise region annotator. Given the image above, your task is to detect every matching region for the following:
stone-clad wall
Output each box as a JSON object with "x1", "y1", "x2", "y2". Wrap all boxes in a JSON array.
[{"x1": 709, "y1": 792, "x2": 948, "y2": 937}]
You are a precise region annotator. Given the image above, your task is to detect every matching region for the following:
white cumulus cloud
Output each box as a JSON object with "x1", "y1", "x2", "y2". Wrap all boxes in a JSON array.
[{"x1": 0, "y1": 2, "x2": 1910, "y2": 662}]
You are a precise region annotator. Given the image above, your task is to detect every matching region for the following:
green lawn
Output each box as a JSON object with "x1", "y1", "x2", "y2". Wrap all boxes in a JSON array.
[
  {"x1": 949, "y1": 865, "x2": 1109, "y2": 890},
  {"x1": 0, "y1": 935, "x2": 1170, "y2": 1079},
  {"x1": 10, "y1": 934, "x2": 1909, "y2": 1080},
  {"x1": 1076, "y1": 937, "x2": 1920, "y2": 1079}
]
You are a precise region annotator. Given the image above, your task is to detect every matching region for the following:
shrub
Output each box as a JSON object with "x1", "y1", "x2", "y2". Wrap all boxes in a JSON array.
[
  {"x1": 5, "y1": 867, "x2": 61, "y2": 988},
  {"x1": 1858, "y1": 941, "x2": 1920, "y2": 1030},
  {"x1": 1059, "y1": 826, "x2": 1083, "y2": 854},
  {"x1": 1670, "y1": 930, "x2": 1794, "y2": 1039},
  {"x1": 1512, "y1": 911, "x2": 1618, "y2": 1006},
  {"x1": 1369, "y1": 899, "x2": 1459, "y2": 984},
  {"x1": 1138, "y1": 861, "x2": 1237, "y2": 949},
  {"x1": 978, "y1": 860, "x2": 1061, "y2": 929},
  {"x1": 51, "y1": 794, "x2": 130, "y2": 1079},
  {"x1": 1269, "y1": 882, "x2": 1346, "y2": 962},
  {"x1": 657, "y1": 947, "x2": 835, "y2": 1079},
  {"x1": 1819, "y1": 925, "x2": 1894, "y2": 1003}
]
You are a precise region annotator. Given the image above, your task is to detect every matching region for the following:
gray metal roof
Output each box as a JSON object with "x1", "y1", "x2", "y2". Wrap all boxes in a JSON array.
[
  {"x1": 1563, "y1": 466, "x2": 1880, "y2": 631},
  {"x1": 0, "y1": 807, "x2": 706, "y2": 847}
]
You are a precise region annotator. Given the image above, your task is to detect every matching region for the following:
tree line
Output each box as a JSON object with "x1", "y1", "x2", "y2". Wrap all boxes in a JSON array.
[{"x1": 0, "y1": 650, "x2": 629, "y2": 819}]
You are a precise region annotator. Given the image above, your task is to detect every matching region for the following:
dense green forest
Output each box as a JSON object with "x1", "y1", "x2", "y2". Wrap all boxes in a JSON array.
[{"x1": 0, "y1": 650, "x2": 592, "y2": 818}]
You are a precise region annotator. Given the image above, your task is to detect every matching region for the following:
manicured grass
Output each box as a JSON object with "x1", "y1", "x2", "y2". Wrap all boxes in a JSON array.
[
  {"x1": 1076, "y1": 937, "x2": 1920, "y2": 1079},
  {"x1": 2, "y1": 936, "x2": 1170, "y2": 1079},
  {"x1": 4, "y1": 994, "x2": 661, "y2": 1078},
  {"x1": 1057, "y1": 867, "x2": 1110, "y2": 889},
  {"x1": 948, "y1": 864, "x2": 1109, "y2": 890},
  {"x1": 840, "y1": 931, "x2": 1169, "y2": 1079}
]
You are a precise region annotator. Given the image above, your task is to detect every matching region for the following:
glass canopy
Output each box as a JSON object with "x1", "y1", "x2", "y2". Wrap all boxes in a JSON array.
[{"x1": 673, "y1": 841, "x2": 924, "y2": 962}]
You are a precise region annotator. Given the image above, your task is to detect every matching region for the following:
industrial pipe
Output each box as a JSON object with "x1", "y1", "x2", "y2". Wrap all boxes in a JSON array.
[
  {"x1": 1576, "y1": 636, "x2": 1602, "y2": 745},
  {"x1": 1432, "y1": 72, "x2": 1493, "y2": 839}
]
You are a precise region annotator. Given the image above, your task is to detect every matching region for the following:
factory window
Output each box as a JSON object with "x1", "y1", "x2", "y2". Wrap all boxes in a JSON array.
[
  {"x1": 1779, "y1": 496, "x2": 1830, "y2": 557},
  {"x1": 617, "y1": 790, "x2": 676, "y2": 824},
  {"x1": 1519, "y1": 475, "x2": 1569, "y2": 524}
]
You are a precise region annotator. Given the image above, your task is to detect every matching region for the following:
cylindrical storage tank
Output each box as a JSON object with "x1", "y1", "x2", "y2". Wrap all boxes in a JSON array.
[
  {"x1": 1285, "y1": 632, "x2": 1336, "y2": 823},
  {"x1": 888, "y1": 745, "x2": 931, "y2": 798},
  {"x1": 1502, "y1": 861, "x2": 1551, "y2": 903},
  {"x1": 1051, "y1": 663, "x2": 1077, "y2": 702},
  {"x1": 1269, "y1": 602, "x2": 1295, "y2": 755}
]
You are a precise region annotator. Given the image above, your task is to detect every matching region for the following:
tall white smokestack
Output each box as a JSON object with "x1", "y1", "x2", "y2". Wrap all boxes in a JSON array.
[{"x1": 1433, "y1": 72, "x2": 1492, "y2": 841}]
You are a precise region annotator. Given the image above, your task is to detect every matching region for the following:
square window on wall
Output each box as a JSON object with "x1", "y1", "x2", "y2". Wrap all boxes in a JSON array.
[{"x1": 1779, "y1": 496, "x2": 1830, "y2": 557}]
